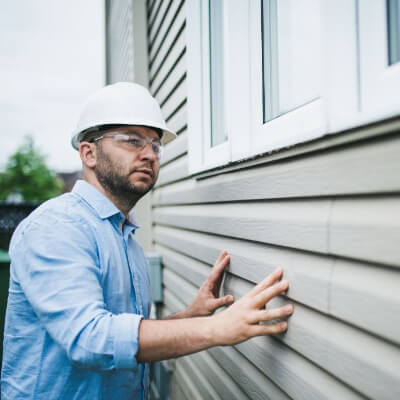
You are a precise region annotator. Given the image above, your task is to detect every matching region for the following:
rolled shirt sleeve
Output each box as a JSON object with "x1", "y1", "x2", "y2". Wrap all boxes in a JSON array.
[{"x1": 10, "y1": 213, "x2": 142, "y2": 371}]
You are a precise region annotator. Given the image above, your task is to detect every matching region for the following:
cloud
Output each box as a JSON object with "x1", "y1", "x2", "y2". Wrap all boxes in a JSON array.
[{"x1": 0, "y1": 0, "x2": 105, "y2": 172}]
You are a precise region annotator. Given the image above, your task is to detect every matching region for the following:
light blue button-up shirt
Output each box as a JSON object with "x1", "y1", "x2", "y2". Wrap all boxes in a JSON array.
[{"x1": 1, "y1": 180, "x2": 152, "y2": 399}]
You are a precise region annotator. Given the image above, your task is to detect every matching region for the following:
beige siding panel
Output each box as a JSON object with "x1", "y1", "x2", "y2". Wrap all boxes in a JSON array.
[
  {"x1": 168, "y1": 376, "x2": 188, "y2": 400},
  {"x1": 235, "y1": 338, "x2": 364, "y2": 400},
  {"x1": 149, "y1": 1, "x2": 186, "y2": 74},
  {"x1": 148, "y1": 0, "x2": 171, "y2": 44},
  {"x1": 164, "y1": 300, "x2": 219, "y2": 400},
  {"x1": 330, "y1": 258, "x2": 400, "y2": 344},
  {"x1": 160, "y1": 130, "x2": 187, "y2": 167},
  {"x1": 177, "y1": 356, "x2": 222, "y2": 400},
  {"x1": 208, "y1": 346, "x2": 292, "y2": 400},
  {"x1": 165, "y1": 101, "x2": 187, "y2": 133},
  {"x1": 156, "y1": 155, "x2": 189, "y2": 187},
  {"x1": 147, "y1": 0, "x2": 162, "y2": 27},
  {"x1": 154, "y1": 201, "x2": 330, "y2": 254},
  {"x1": 155, "y1": 316, "x2": 223, "y2": 400},
  {"x1": 148, "y1": 0, "x2": 163, "y2": 32},
  {"x1": 152, "y1": 134, "x2": 400, "y2": 206},
  {"x1": 155, "y1": 228, "x2": 400, "y2": 344},
  {"x1": 147, "y1": 0, "x2": 155, "y2": 12},
  {"x1": 156, "y1": 238, "x2": 331, "y2": 312},
  {"x1": 160, "y1": 77, "x2": 187, "y2": 120},
  {"x1": 163, "y1": 277, "x2": 365, "y2": 400},
  {"x1": 155, "y1": 55, "x2": 186, "y2": 106},
  {"x1": 165, "y1": 268, "x2": 400, "y2": 400},
  {"x1": 156, "y1": 243, "x2": 209, "y2": 287},
  {"x1": 228, "y1": 275, "x2": 400, "y2": 400},
  {"x1": 163, "y1": 269, "x2": 195, "y2": 307},
  {"x1": 150, "y1": 32, "x2": 186, "y2": 92},
  {"x1": 329, "y1": 197, "x2": 400, "y2": 266},
  {"x1": 163, "y1": 290, "x2": 183, "y2": 316},
  {"x1": 188, "y1": 351, "x2": 248, "y2": 400},
  {"x1": 164, "y1": 291, "x2": 291, "y2": 399},
  {"x1": 153, "y1": 198, "x2": 400, "y2": 267},
  {"x1": 147, "y1": 0, "x2": 158, "y2": 17},
  {"x1": 149, "y1": 0, "x2": 184, "y2": 59}
]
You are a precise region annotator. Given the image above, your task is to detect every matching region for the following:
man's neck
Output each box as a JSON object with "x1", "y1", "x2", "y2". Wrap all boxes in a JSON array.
[{"x1": 83, "y1": 174, "x2": 137, "y2": 217}]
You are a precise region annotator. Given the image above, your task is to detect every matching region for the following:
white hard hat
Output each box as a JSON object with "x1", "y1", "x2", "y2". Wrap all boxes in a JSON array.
[{"x1": 71, "y1": 82, "x2": 176, "y2": 150}]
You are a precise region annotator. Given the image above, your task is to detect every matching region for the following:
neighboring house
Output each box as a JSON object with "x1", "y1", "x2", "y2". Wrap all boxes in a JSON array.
[
  {"x1": 105, "y1": 1, "x2": 400, "y2": 399},
  {"x1": 57, "y1": 170, "x2": 82, "y2": 193}
]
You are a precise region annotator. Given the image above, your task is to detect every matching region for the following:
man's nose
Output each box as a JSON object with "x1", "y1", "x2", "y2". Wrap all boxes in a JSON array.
[{"x1": 139, "y1": 143, "x2": 158, "y2": 160}]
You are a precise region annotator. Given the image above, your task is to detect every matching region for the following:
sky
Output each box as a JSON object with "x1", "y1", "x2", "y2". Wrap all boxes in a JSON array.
[{"x1": 0, "y1": 0, "x2": 105, "y2": 172}]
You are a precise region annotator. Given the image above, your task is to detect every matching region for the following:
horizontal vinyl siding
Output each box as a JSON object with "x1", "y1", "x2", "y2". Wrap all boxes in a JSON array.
[{"x1": 147, "y1": 1, "x2": 400, "y2": 399}]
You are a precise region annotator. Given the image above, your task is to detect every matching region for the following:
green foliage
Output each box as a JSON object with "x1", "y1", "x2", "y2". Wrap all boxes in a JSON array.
[{"x1": 0, "y1": 136, "x2": 64, "y2": 202}]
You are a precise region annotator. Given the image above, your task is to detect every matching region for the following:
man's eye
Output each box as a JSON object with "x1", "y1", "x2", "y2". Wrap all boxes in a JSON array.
[
  {"x1": 152, "y1": 144, "x2": 161, "y2": 153},
  {"x1": 127, "y1": 138, "x2": 142, "y2": 146}
]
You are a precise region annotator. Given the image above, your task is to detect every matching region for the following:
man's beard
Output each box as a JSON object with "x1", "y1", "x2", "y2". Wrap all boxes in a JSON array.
[{"x1": 94, "y1": 145, "x2": 155, "y2": 202}]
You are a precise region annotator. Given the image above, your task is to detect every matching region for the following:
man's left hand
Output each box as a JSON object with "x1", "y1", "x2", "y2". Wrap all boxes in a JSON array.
[{"x1": 184, "y1": 251, "x2": 234, "y2": 318}]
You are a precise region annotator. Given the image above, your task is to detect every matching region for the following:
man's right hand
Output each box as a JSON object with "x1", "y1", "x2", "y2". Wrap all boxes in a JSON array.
[
  {"x1": 210, "y1": 268, "x2": 293, "y2": 346},
  {"x1": 137, "y1": 267, "x2": 293, "y2": 363}
]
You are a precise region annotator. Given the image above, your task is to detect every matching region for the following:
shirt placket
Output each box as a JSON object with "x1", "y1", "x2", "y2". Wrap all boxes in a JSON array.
[{"x1": 120, "y1": 220, "x2": 148, "y2": 400}]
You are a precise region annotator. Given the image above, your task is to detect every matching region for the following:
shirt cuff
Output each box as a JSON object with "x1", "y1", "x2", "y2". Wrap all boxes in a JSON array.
[{"x1": 113, "y1": 313, "x2": 143, "y2": 369}]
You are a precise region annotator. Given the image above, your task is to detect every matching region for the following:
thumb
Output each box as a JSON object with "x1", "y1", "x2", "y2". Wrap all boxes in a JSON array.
[{"x1": 212, "y1": 295, "x2": 234, "y2": 309}]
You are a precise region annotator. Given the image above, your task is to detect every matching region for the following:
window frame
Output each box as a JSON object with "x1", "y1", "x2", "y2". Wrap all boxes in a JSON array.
[
  {"x1": 358, "y1": 0, "x2": 400, "y2": 122},
  {"x1": 187, "y1": 0, "x2": 231, "y2": 173},
  {"x1": 250, "y1": 0, "x2": 327, "y2": 156},
  {"x1": 187, "y1": 0, "x2": 400, "y2": 174}
]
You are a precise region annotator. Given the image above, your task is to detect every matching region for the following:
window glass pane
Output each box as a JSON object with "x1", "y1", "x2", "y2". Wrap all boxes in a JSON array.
[
  {"x1": 387, "y1": 0, "x2": 400, "y2": 65},
  {"x1": 262, "y1": 0, "x2": 321, "y2": 122},
  {"x1": 209, "y1": 0, "x2": 227, "y2": 147}
]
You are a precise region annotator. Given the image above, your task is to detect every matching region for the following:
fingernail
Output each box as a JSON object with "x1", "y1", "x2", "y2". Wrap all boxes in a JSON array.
[
  {"x1": 284, "y1": 304, "x2": 293, "y2": 313},
  {"x1": 280, "y1": 280, "x2": 288, "y2": 289},
  {"x1": 280, "y1": 322, "x2": 288, "y2": 330}
]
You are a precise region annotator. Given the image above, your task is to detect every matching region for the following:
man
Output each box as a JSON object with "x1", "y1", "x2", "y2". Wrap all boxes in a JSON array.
[{"x1": 1, "y1": 82, "x2": 294, "y2": 399}]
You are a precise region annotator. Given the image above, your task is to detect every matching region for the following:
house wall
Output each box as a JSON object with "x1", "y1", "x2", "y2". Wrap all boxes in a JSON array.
[
  {"x1": 105, "y1": 0, "x2": 153, "y2": 252},
  {"x1": 107, "y1": 1, "x2": 400, "y2": 398}
]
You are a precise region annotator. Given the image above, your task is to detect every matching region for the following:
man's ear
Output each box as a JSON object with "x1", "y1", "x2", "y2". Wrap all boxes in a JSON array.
[{"x1": 79, "y1": 142, "x2": 97, "y2": 168}]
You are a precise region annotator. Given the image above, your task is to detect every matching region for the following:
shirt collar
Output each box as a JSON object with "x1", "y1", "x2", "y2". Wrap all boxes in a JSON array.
[
  {"x1": 72, "y1": 180, "x2": 122, "y2": 220},
  {"x1": 72, "y1": 180, "x2": 140, "y2": 231}
]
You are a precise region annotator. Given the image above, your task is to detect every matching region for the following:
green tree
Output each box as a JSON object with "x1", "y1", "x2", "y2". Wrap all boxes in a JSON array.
[{"x1": 0, "y1": 136, "x2": 64, "y2": 202}]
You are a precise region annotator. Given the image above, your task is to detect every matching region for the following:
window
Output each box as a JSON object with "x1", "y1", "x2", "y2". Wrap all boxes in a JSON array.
[
  {"x1": 387, "y1": 0, "x2": 400, "y2": 65},
  {"x1": 209, "y1": 0, "x2": 227, "y2": 147},
  {"x1": 187, "y1": 0, "x2": 400, "y2": 174},
  {"x1": 250, "y1": 0, "x2": 325, "y2": 155},
  {"x1": 187, "y1": 0, "x2": 230, "y2": 172},
  {"x1": 357, "y1": 0, "x2": 400, "y2": 123},
  {"x1": 261, "y1": 0, "x2": 321, "y2": 122}
]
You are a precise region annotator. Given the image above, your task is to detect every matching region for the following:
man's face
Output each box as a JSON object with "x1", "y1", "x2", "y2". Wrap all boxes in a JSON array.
[{"x1": 93, "y1": 126, "x2": 161, "y2": 201}]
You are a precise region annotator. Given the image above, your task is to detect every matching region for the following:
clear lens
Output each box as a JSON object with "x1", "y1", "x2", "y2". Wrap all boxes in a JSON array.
[
  {"x1": 114, "y1": 134, "x2": 162, "y2": 158},
  {"x1": 94, "y1": 133, "x2": 162, "y2": 158}
]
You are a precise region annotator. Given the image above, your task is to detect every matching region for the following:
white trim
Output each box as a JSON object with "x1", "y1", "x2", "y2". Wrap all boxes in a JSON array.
[
  {"x1": 227, "y1": 0, "x2": 252, "y2": 161},
  {"x1": 322, "y1": 0, "x2": 359, "y2": 134},
  {"x1": 187, "y1": 0, "x2": 204, "y2": 173},
  {"x1": 202, "y1": 0, "x2": 230, "y2": 168}
]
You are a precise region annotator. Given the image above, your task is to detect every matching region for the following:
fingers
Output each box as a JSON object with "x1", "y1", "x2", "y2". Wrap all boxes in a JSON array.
[
  {"x1": 249, "y1": 267, "x2": 283, "y2": 297},
  {"x1": 207, "y1": 251, "x2": 230, "y2": 286},
  {"x1": 251, "y1": 321, "x2": 289, "y2": 337},
  {"x1": 211, "y1": 295, "x2": 235, "y2": 310},
  {"x1": 248, "y1": 304, "x2": 294, "y2": 324},
  {"x1": 253, "y1": 279, "x2": 289, "y2": 309}
]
